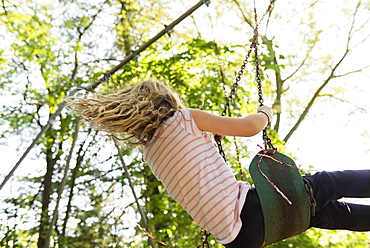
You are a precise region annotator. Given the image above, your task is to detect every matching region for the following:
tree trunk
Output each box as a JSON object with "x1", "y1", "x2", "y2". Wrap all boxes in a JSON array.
[
  {"x1": 37, "y1": 136, "x2": 63, "y2": 248},
  {"x1": 37, "y1": 148, "x2": 55, "y2": 248}
]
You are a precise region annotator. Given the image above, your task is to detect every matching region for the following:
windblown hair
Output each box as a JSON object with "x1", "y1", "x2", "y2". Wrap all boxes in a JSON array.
[{"x1": 67, "y1": 80, "x2": 184, "y2": 145}]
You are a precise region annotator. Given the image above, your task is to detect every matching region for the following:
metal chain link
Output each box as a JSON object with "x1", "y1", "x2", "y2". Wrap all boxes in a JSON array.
[
  {"x1": 218, "y1": 1, "x2": 276, "y2": 151},
  {"x1": 197, "y1": 230, "x2": 211, "y2": 248},
  {"x1": 252, "y1": 22, "x2": 274, "y2": 150},
  {"x1": 210, "y1": 1, "x2": 276, "y2": 247},
  {"x1": 252, "y1": 1, "x2": 276, "y2": 150},
  {"x1": 215, "y1": 29, "x2": 258, "y2": 159},
  {"x1": 220, "y1": 36, "x2": 256, "y2": 118},
  {"x1": 303, "y1": 178, "x2": 317, "y2": 216},
  {"x1": 221, "y1": 0, "x2": 276, "y2": 117}
]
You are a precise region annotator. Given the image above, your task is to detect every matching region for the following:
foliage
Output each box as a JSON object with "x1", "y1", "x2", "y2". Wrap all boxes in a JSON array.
[{"x1": 0, "y1": 0, "x2": 369, "y2": 247}]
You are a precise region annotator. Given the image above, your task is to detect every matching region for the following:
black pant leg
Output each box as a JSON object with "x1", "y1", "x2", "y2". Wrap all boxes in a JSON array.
[
  {"x1": 305, "y1": 170, "x2": 370, "y2": 231},
  {"x1": 223, "y1": 189, "x2": 264, "y2": 248},
  {"x1": 310, "y1": 201, "x2": 370, "y2": 231},
  {"x1": 304, "y1": 170, "x2": 370, "y2": 211}
]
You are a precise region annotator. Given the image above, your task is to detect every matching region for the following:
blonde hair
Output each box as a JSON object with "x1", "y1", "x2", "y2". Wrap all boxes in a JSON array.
[{"x1": 66, "y1": 79, "x2": 184, "y2": 145}]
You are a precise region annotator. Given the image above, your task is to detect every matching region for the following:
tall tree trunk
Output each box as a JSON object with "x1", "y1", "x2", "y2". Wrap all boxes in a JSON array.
[
  {"x1": 37, "y1": 148, "x2": 55, "y2": 248},
  {"x1": 37, "y1": 136, "x2": 63, "y2": 248}
]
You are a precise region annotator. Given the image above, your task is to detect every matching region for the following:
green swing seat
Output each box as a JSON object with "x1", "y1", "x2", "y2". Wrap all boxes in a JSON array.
[{"x1": 249, "y1": 150, "x2": 311, "y2": 247}]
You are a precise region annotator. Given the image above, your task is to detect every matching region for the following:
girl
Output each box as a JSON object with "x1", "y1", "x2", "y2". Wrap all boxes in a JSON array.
[{"x1": 67, "y1": 79, "x2": 370, "y2": 247}]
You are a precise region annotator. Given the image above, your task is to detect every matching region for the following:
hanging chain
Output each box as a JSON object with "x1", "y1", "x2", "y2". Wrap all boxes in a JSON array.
[
  {"x1": 211, "y1": 2, "x2": 276, "y2": 248},
  {"x1": 215, "y1": 28, "x2": 257, "y2": 163},
  {"x1": 221, "y1": 0, "x2": 276, "y2": 117},
  {"x1": 220, "y1": 37, "x2": 255, "y2": 118},
  {"x1": 253, "y1": 9, "x2": 263, "y2": 107},
  {"x1": 197, "y1": 230, "x2": 211, "y2": 248},
  {"x1": 217, "y1": 0, "x2": 276, "y2": 152},
  {"x1": 251, "y1": 3, "x2": 275, "y2": 150},
  {"x1": 303, "y1": 178, "x2": 317, "y2": 217}
]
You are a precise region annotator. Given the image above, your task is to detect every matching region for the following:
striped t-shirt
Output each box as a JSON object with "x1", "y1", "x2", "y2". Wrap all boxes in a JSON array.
[{"x1": 143, "y1": 109, "x2": 250, "y2": 244}]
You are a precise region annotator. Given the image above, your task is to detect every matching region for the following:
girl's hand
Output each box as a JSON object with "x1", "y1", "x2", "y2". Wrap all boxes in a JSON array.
[{"x1": 257, "y1": 106, "x2": 273, "y2": 123}]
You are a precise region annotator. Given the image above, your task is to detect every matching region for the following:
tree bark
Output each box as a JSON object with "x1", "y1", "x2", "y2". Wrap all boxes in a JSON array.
[{"x1": 37, "y1": 139, "x2": 62, "y2": 248}]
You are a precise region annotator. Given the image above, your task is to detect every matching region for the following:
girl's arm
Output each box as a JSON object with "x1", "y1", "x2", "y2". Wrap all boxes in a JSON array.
[{"x1": 190, "y1": 106, "x2": 272, "y2": 137}]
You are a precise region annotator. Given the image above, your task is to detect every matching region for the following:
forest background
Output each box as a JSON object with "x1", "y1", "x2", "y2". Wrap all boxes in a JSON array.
[{"x1": 1, "y1": 0, "x2": 370, "y2": 247}]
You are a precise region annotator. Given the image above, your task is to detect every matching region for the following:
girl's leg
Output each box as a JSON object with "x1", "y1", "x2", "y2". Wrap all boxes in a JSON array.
[
  {"x1": 310, "y1": 201, "x2": 370, "y2": 231},
  {"x1": 304, "y1": 170, "x2": 370, "y2": 210},
  {"x1": 304, "y1": 170, "x2": 370, "y2": 231},
  {"x1": 224, "y1": 188, "x2": 264, "y2": 248}
]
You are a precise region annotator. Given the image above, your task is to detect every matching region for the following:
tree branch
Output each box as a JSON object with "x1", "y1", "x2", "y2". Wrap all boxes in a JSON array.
[
  {"x1": 333, "y1": 64, "x2": 370, "y2": 78},
  {"x1": 282, "y1": 0, "x2": 367, "y2": 143},
  {"x1": 282, "y1": 44, "x2": 315, "y2": 83},
  {"x1": 232, "y1": 0, "x2": 254, "y2": 29},
  {"x1": 283, "y1": 50, "x2": 349, "y2": 143},
  {"x1": 43, "y1": 118, "x2": 81, "y2": 248},
  {"x1": 319, "y1": 94, "x2": 367, "y2": 113},
  {"x1": 61, "y1": 128, "x2": 94, "y2": 239},
  {"x1": 114, "y1": 138, "x2": 156, "y2": 248}
]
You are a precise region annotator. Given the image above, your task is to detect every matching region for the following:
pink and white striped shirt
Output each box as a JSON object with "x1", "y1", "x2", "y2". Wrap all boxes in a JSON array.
[{"x1": 143, "y1": 109, "x2": 250, "y2": 244}]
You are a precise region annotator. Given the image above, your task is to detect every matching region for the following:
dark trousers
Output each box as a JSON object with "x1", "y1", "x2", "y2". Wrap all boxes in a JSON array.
[{"x1": 224, "y1": 170, "x2": 370, "y2": 248}]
